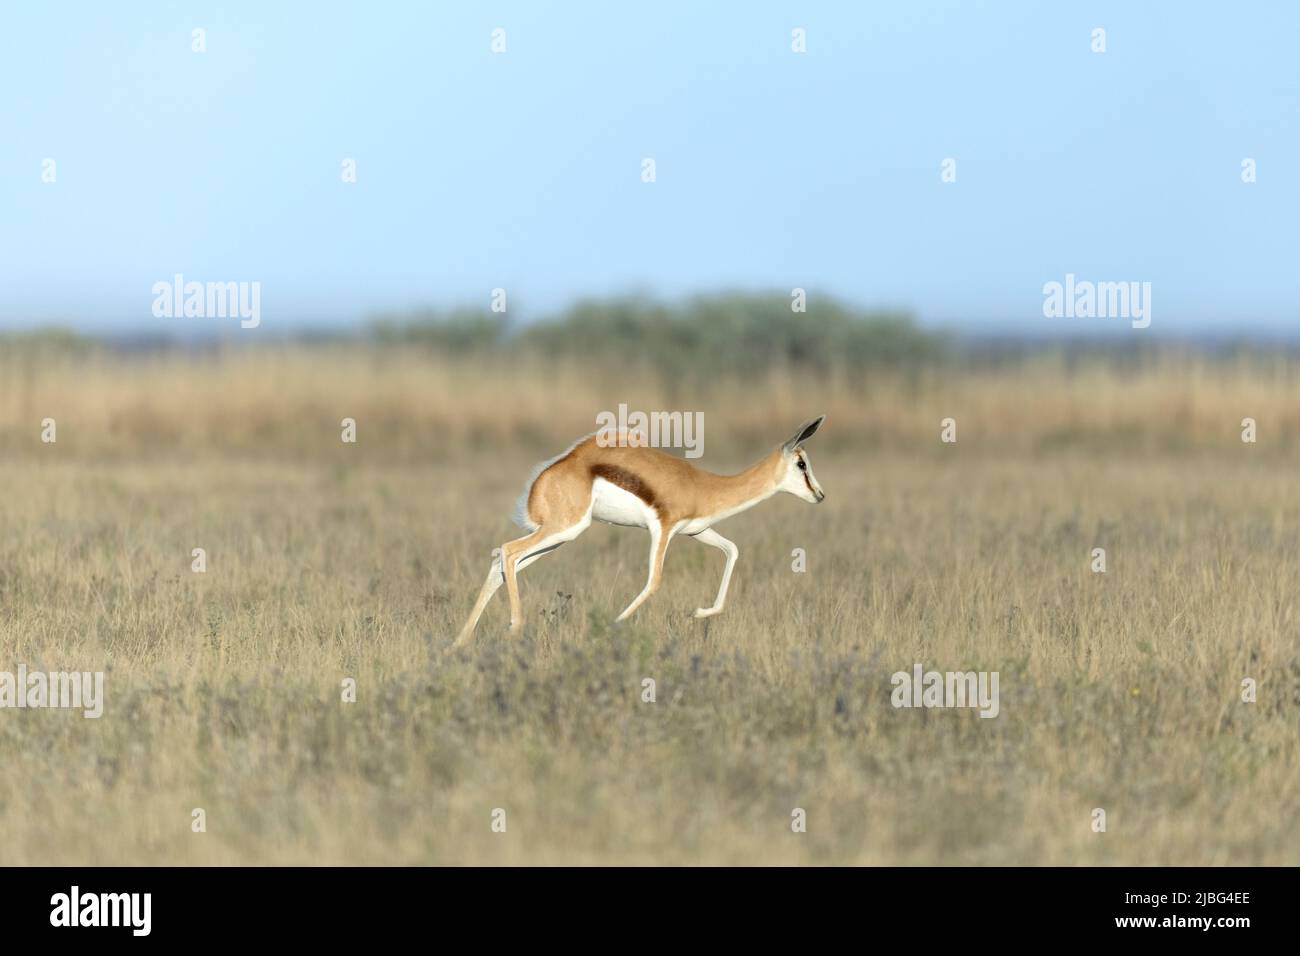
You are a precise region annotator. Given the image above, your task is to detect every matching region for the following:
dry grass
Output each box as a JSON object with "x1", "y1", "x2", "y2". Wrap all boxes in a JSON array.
[
  {"x1": 5, "y1": 345, "x2": 1300, "y2": 460},
  {"x1": 0, "y1": 348, "x2": 1297, "y2": 864}
]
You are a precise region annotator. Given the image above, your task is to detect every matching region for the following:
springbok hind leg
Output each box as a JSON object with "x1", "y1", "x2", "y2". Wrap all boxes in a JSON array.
[
  {"x1": 455, "y1": 468, "x2": 593, "y2": 645},
  {"x1": 501, "y1": 517, "x2": 592, "y2": 635},
  {"x1": 454, "y1": 523, "x2": 584, "y2": 646},
  {"x1": 454, "y1": 549, "x2": 507, "y2": 647},
  {"x1": 457, "y1": 526, "x2": 579, "y2": 646}
]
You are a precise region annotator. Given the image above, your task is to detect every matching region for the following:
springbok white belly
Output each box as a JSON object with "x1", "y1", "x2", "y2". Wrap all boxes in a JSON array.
[{"x1": 590, "y1": 477, "x2": 655, "y2": 528}]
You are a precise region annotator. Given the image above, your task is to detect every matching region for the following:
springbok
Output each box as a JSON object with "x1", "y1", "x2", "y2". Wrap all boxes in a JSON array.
[{"x1": 454, "y1": 416, "x2": 826, "y2": 645}]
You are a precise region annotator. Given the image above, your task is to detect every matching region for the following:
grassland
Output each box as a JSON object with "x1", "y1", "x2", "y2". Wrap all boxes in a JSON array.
[{"x1": 1, "y1": 345, "x2": 1298, "y2": 864}]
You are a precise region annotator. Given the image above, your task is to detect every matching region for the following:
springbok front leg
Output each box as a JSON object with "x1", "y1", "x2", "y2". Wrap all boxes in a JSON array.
[
  {"x1": 690, "y1": 528, "x2": 738, "y2": 619},
  {"x1": 615, "y1": 519, "x2": 673, "y2": 622}
]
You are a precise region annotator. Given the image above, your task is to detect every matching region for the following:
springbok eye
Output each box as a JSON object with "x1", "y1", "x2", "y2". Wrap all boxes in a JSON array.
[{"x1": 796, "y1": 458, "x2": 807, "y2": 471}]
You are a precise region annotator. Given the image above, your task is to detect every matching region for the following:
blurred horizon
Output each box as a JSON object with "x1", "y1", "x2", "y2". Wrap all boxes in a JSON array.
[
  {"x1": 3, "y1": 1, "x2": 1298, "y2": 338},
  {"x1": 7, "y1": 290, "x2": 1300, "y2": 359}
]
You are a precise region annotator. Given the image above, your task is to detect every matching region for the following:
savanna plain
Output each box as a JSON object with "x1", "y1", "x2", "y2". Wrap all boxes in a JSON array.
[{"x1": 1, "y1": 341, "x2": 1298, "y2": 865}]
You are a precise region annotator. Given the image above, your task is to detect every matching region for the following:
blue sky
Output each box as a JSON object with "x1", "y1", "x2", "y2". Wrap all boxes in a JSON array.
[{"x1": 2, "y1": 1, "x2": 1297, "y2": 335}]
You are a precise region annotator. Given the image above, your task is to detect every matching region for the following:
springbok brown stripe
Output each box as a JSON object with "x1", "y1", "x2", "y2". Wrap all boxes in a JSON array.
[{"x1": 590, "y1": 463, "x2": 659, "y2": 512}]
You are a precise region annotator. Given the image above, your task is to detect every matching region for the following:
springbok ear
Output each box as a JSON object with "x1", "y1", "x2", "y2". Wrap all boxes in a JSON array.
[{"x1": 783, "y1": 415, "x2": 826, "y2": 453}]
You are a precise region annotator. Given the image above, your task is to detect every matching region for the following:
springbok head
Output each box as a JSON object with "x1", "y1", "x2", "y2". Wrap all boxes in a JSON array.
[{"x1": 777, "y1": 416, "x2": 826, "y2": 504}]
